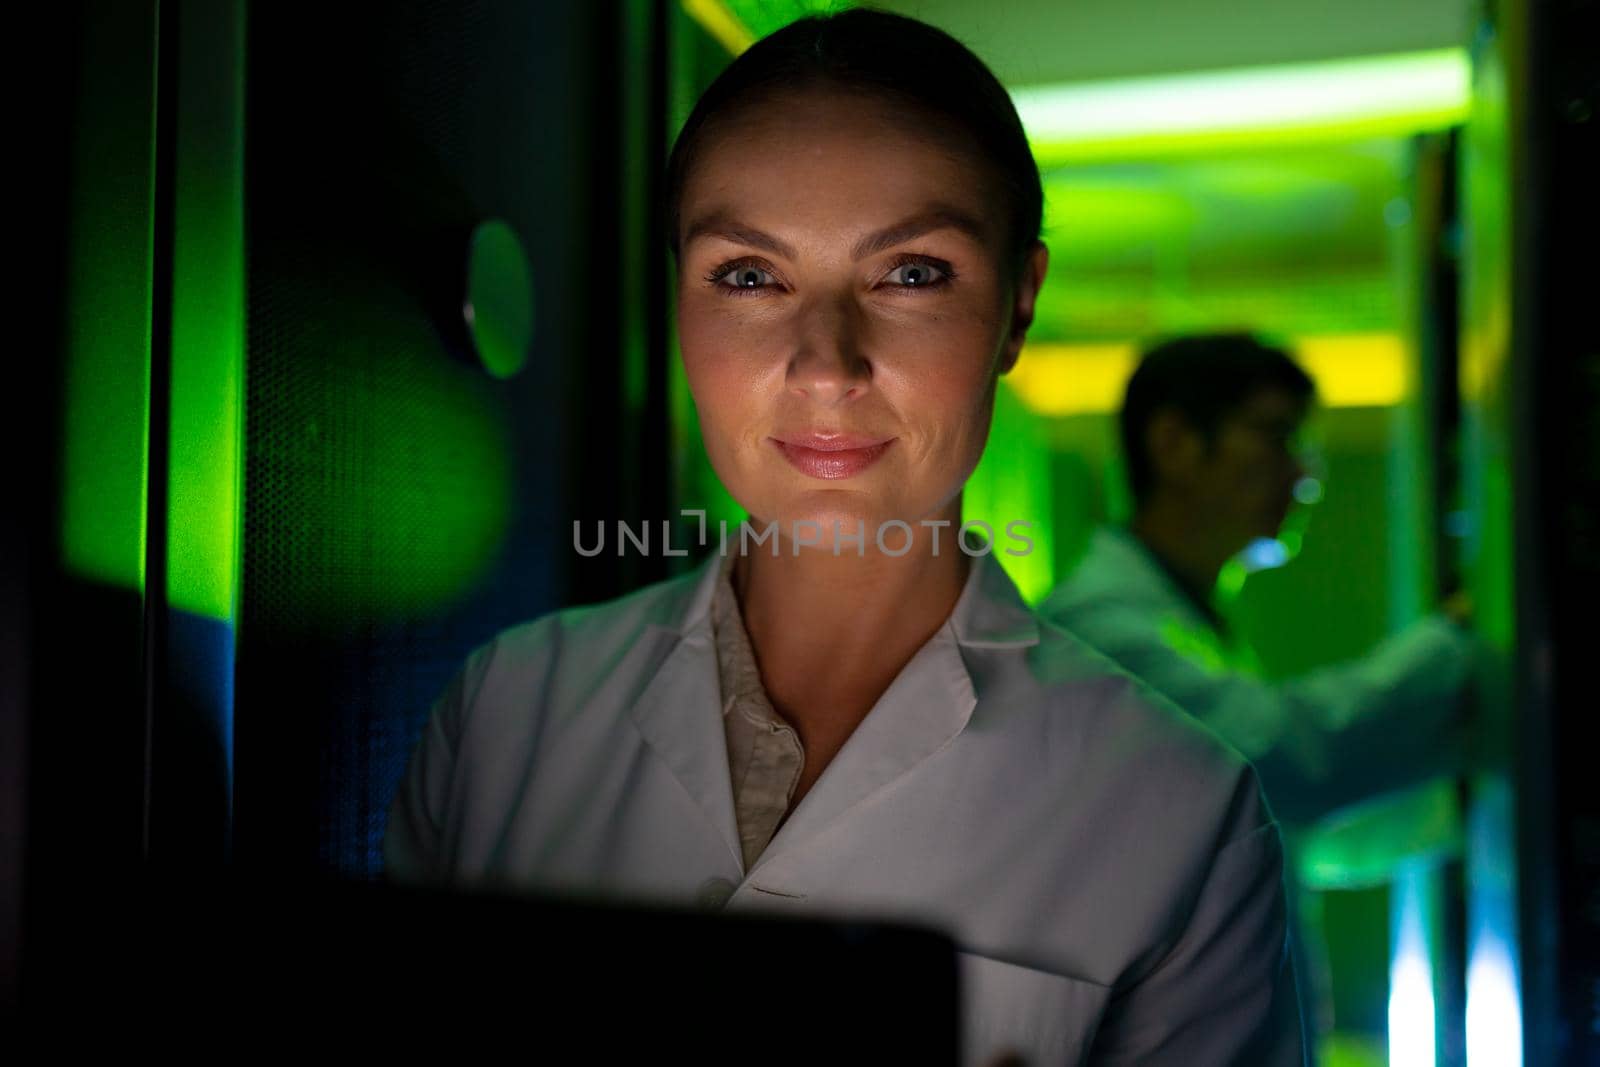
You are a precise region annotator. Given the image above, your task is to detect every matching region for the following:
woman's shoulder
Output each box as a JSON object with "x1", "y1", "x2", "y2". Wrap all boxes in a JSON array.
[
  {"x1": 504, "y1": 563, "x2": 706, "y2": 638},
  {"x1": 480, "y1": 562, "x2": 711, "y2": 677}
]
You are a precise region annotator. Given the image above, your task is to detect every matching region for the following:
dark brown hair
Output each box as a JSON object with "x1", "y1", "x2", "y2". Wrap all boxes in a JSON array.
[
  {"x1": 662, "y1": 8, "x2": 1044, "y2": 288},
  {"x1": 1121, "y1": 332, "x2": 1317, "y2": 504}
]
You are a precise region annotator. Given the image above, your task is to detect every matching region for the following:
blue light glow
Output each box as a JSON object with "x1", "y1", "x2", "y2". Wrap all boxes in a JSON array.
[
  {"x1": 1466, "y1": 934, "x2": 1522, "y2": 1067},
  {"x1": 1293, "y1": 475, "x2": 1325, "y2": 505},
  {"x1": 1466, "y1": 778, "x2": 1523, "y2": 1067},
  {"x1": 1238, "y1": 537, "x2": 1292, "y2": 572}
]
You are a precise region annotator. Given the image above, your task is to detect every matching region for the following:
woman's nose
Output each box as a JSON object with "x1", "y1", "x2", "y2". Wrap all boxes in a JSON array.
[
  {"x1": 786, "y1": 305, "x2": 871, "y2": 402},
  {"x1": 787, "y1": 348, "x2": 870, "y2": 403}
]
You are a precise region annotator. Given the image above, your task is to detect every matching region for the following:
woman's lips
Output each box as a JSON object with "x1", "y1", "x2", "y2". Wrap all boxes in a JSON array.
[{"x1": 770, "y1": 435, "x2": 895, "y2": 480}]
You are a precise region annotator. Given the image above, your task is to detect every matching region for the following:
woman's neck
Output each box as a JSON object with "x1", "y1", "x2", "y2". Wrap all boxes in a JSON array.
[{"x1": 731, "y1": 499, "x2": 971, "y2": 744}]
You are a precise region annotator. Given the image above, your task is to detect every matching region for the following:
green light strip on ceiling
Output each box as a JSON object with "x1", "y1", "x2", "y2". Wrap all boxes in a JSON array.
[{"x1": 1015, "y1": 49, "x2": 1469, "y2": 163}]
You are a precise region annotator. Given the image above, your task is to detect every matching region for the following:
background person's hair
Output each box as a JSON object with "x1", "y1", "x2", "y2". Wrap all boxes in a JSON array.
[
  {"x1": 1120, "y1": 332, "x2": 1317, "y2": 505},
  {"x1": 662, "y1": 8, "x2": 1044, "y2": 289}
]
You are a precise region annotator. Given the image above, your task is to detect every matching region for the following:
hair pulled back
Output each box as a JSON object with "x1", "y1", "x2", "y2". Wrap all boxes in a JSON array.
[{"x1": 663, "y1": 8, "x2": 1044, "y2": 288}]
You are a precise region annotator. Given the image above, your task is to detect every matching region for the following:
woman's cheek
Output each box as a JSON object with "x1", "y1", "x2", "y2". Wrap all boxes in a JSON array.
[{"x1": 683, "y1": 338, "x2": 749, "y2": 411}]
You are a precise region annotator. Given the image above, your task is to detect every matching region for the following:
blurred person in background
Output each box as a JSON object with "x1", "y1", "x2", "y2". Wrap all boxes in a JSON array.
[{"x1": 1040, "y1": 331, "x2": 1477, "y2": 1051}]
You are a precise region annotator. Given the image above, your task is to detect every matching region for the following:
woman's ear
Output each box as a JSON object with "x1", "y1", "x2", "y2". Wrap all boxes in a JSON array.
[{"x1": 998, "y1": 241, "x2": 1050, "y2": 376}]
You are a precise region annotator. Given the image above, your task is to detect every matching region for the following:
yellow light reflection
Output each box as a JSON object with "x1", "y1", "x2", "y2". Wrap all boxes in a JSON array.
[
  {"x1": 681, "y1": 0, "x2": 754, "y2": 55},
  {"x1": 1298, "y1": 333, "x2": 1410, "y2": 406},
  {"x1": 1006, "y1": 332, "x2": 1407, "y2": 417}
]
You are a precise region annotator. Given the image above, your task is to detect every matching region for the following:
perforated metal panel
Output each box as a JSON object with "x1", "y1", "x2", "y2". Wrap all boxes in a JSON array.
[{"x1": 238, "y1": 0, "x2": 603, "y2": 878}]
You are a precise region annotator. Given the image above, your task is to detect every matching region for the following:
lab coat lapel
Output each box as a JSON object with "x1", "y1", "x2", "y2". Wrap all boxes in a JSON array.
[
  {"x1": 624, "y1": 554, "x2": 744, "y2": 872},
  {"x1": 744, "y1": 551, "x2": 1040, "y2": 881},
  {"x1": 745, "y1": 619, "x2": 975, "y2": 881}
]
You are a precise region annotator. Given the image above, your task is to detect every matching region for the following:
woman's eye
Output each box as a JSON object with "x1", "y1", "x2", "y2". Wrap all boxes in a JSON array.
[
  {"x1": 884, "y1": 260, "x2": 947, "y2": 288},
  {"x1": 705, "y1": 256, "x2": 953, "y2": 297},
  {"x1": 714, "y1": 264, "x2": 774, "y2": 293}
]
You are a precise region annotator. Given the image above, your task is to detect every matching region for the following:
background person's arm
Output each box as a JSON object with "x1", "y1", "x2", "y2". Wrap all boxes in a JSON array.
[
  {"x1": 1050, "y1": 605, "x2": 1476, "y2": 824},
  {"x1": 1262, "y1": 614, "x2": 1477, "y2": 821}
]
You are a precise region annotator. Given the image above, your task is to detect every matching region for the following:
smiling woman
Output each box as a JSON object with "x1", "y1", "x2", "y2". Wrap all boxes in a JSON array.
[
  {"x1": 675, "y1": 92, "x2": 1035, "y2": 567},
  {"x1": 385, "y1": 10, "x2": 1303, "y2": 1065}
]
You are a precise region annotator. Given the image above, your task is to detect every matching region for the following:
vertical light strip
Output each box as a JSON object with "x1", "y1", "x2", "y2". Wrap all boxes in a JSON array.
[
  {"x1": 1466, "y1": 935, "x2": 1523, "y2": 1067},
  {"x1": 1389, "y1": 861, "x2": 1438, "y2": 1067},
  {"x1": 1458, "y1": 20, "x2": 1524, "y2": 1066},
  {"x1": 160, "y1": 0, "x2": 246, "y2": 841},
  {"x1": 165, "y1": 0, "x2": 245, "y2": 625},
  {"x1": 1465, "y1": 778, "x2": 1523, "y2": 1067},
  {"x1": 59, "y1": 4, "x2": 159, "y2": 593}
]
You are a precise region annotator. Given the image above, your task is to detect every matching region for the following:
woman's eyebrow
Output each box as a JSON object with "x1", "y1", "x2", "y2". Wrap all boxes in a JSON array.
[{"x1": 683, "y1": 205, "x2": 988, "y2": 261}]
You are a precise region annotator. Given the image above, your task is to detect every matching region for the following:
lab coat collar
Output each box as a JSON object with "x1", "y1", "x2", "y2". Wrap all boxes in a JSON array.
[
  {"x1": 949, "y1": 549, "x2": 1043, "y2": 650},
  {"x1": 627, "y1": 547, "x2": 1040, "y2": 881},
  {"x1": 669, "y1": 545, "x2": 1041, "y2": 649}
]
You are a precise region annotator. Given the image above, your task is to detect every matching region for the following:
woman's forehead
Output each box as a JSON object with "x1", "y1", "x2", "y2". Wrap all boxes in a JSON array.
[
  {"x1": 698, "y1": 86, "x2": 981, "y2": 166},
  {"x1": 681, "y1": 202, "x2": 994, "y2": 263},
  {"x1": 680, "y1": 98, "x2": 1003, "y2": 243}
]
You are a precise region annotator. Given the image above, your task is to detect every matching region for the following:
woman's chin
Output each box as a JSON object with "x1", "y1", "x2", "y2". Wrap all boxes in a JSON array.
[{"x1": 752, "y1": 499, "x2": 915, "y2": 555}]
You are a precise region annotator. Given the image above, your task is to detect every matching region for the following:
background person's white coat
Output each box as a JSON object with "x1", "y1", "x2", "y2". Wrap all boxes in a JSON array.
[
  {"x1": 386, "y1": 548, "x2": 1305, "y2": 1066},
  {"x1": 1038, "y1": 526, "x2": 1476, "y2": 828}
]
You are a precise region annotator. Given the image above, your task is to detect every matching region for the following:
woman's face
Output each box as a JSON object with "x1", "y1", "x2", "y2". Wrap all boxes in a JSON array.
[{"x1": 675, "y1": 88, "x2": 1048, "y2": 549}]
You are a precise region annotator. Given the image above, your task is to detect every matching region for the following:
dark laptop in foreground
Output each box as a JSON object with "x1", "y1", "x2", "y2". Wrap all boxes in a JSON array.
[{"x1": 26, "y1": 871, "x2": 960, "y2": 1061}]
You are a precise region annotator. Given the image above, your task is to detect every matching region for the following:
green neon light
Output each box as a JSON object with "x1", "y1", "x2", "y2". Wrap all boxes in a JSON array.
[
  {"x1": 964, "y1": 379, "x2": 1054, "y2": 604},
  {"x1": 165, "y1": 0, "x2": 245, "y2": 622},
  {"x1": 59, "y1": 4, "x2": 158, "y2": 595},
  {"x1": 680, "y1": 0, "x2": 754, "y2": 54},
  {"x1": 683, "y1": 0, "x2": 852, "y2": 54},
  {"x1": 1016, "y1": 49, "x2": 1469, "y2": 162},
  {"x1": 1029, "y1": 141, "x2": 1410, "y2": 349}
]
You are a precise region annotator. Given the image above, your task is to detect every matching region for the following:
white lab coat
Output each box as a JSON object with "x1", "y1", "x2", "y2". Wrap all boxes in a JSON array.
[
  {"x1": 385, "y1": 548, "x2": 1305, "y2": 1066},
  {"x1": 1038, "y1": 526, "x2": 1476, "y2": 827}
]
